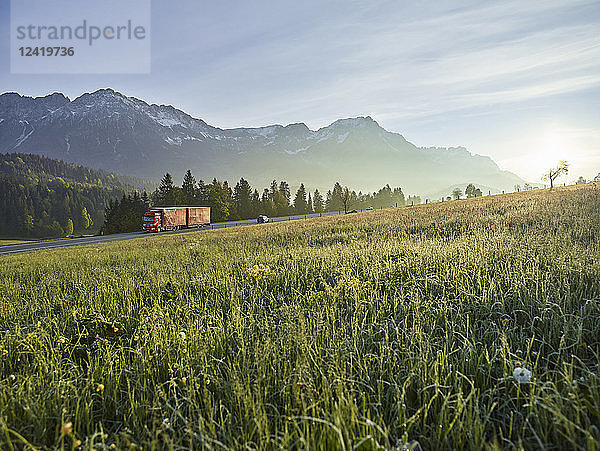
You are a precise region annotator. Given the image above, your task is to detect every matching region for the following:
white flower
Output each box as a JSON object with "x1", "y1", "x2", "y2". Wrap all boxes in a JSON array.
[
  {"x1": 179, "y1": 331, "x2": 186, "y2": 340},
  {"x1": 161, "y1": 417, "x2": 170, "y2": 429},
  {"x1": 513, "y1": 366, "x2": 532, "y2": 383}
]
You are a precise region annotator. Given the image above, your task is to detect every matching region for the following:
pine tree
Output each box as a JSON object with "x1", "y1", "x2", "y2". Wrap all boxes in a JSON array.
[
  {"x1": 141, "y1": 191, "x2": 150, "y2": 209},
  {"x1": 65, "y1": 218, "x2": 74, "y2": 235},
  {"x1": 279, "y1": 181, "x2": 291, "y2": 205},
  {"x1": 307, "y1": 193, "x2": 313, "y2": 213},
  {"x1": 222, "y1": 181, "x2": 234, "y2": 218},
  {"x1": 233, "y1": 178, "x2": 253, "y2": 219},
  {"x1": 23, "y1": 214, "x2": 34, "y2": 235},
  {"x1": 182, "y1": 170, "x2": 197, "y2": 204},
  {"x1": 327, "y1": 183, "x2": 344, "y2": 212},
  {"x1": 261, "y1": 188, "x2": 270, "y2": 203},
  {"x1": 270, "y1": 180, "x2": 278, "y2": 199},
  {"x1": 251, "y1": 189, "x2": 260, "y2": 217},
  {"x1": 313, "y1": 189, "x2": 324, "y2": 213},
  {"x1": 261, "y1": 188, "x2": 276, "y2": 216},
  {"x1": 293, "y1": 184, "x2": 308, "y2": 214},
  {"x1": 81, "y1": 207, "x2": 92, "y2": 229},
  {"x1": 197, "y1": 179, "x2": 208, "y2": 204},
  {"x1": 273, "y1": 191, "x2": 289, "y2": 216},
  {"x1": 153, "y1": 173, "x2": 175, "y2": 206},
  {"x1": 207, "y1": 179, "x2": 230, "y2": 222}
]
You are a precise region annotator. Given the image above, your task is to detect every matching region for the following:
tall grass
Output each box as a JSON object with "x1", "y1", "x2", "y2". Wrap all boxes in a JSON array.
[{"x1": 0, "y1": 184, "x2": 599, "y2": 449}]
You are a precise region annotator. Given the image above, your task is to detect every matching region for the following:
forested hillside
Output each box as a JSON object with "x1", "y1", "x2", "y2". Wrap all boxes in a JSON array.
[{"x1": 0, "y1": 153, "x2": 151, "y2": 238}]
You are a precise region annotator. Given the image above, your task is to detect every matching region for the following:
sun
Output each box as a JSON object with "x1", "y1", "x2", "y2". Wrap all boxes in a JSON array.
[
  {"x1": 540, "y1": 130, "x2": 565, "y2": 167},
  {"x1": 524, "y1": 128, "x2": 572, "y2": 179}
]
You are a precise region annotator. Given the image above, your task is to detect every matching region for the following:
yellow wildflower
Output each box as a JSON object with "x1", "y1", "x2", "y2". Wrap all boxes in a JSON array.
[
  {"x1": 248, "y1": 264, "x2": 273, "y2": 281},
  {"x1": 60, "y1": 422, "x2": 73, "y2": 435}
]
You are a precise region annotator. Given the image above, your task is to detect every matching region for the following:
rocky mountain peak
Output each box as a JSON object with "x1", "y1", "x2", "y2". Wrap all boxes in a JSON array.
[
  {"x1": 0, "y1": 88, "x2": 525, "y2": 195},
  {"x1": 327, "y1": 116, "x2": 379, "y2": 130}
]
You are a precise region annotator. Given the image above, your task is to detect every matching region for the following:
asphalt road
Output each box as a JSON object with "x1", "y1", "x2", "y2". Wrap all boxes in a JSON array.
[{"x1": 0, "y1": 211, "x2": 348, "y2": 256}]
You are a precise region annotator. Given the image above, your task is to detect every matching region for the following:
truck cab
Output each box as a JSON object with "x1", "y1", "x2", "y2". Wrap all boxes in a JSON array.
[{"x1": 143, "y1": 210, "x2": 162, "y2": 232}]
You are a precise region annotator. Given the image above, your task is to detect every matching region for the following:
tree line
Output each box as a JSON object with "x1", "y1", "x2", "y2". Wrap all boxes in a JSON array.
[
  {"x1": 153, "y1": 170, "x2": 413, "y2": 219},
  {"x1": 102, "y1": 170, "x2": 419, "y2": 233}
]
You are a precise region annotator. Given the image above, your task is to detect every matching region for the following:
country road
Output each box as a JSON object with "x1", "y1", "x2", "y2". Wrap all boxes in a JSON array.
[{"x1": 0, "y1": 211, "x2": 348, "y2": 256}]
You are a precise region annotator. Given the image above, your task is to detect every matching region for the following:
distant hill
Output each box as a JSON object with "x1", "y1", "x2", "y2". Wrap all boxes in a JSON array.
[
  {"x1": 0, "y1": 152, "x2": 154, "y2": 191},
  {"x1": 0, "y1": 89, "x2": 525, "y2": 195},
  {"x1": 0, "y1": 152, "x2": 152, "y2": 238}
]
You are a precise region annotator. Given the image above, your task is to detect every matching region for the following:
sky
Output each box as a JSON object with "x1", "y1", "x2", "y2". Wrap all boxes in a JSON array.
[{"x1": 1, "y1": 0, "x2": 599, "y2": 182}]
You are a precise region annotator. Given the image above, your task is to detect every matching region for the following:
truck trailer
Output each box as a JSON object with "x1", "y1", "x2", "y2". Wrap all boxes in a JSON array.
[{"x1": 143, "y1": 207, "x2": 210, "y2": 232}]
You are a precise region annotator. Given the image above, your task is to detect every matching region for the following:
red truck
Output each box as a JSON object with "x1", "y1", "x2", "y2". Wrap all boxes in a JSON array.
[{"x1": 143, "y1": 206, "x2": 210, "y2": 232}]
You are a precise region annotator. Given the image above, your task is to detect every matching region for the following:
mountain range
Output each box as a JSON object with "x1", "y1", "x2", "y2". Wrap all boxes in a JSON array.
[{"x1": 0, "y1": 88, "x2": 525, "y2": 196}]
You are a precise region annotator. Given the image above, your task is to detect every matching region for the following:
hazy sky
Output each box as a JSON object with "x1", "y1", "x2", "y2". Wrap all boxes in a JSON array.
[{"x1": 1, "y1": 0, "x2": 599, "y2": 182}]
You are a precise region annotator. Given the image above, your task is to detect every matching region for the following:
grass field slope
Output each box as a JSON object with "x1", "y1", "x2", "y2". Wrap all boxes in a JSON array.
[{"x1": 0, "y1": 184, "x2": 599, "y2": 449}]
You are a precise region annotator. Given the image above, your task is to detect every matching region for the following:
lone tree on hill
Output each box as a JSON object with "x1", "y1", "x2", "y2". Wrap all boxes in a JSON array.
[
  {"x1": 465, "y1": 183, "x2": 482, "y2": 198},
  {"x1": 543, "y1": 160, "x2": 569, "y2": 189},
  {"x1": 452, "y1": 188, "x2": 462, "y2": 200}
]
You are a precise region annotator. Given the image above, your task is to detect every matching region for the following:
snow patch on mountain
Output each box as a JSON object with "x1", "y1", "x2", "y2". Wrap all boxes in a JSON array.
[
  {"x1": 156, "y1": 117, "x2": 183, "y2": 128},
  {"x1": 11, "y1": 121, "x2": 34, "y2": 150},
  {"x1": 312, "y1": 130, "x2": 334, "y2": 143},
  {"x1": 165, "y1": 137, "x2": 181, "y2": 146},
  {"x1": 337, "y1": 132, "x2": 349, "y2": 143}
]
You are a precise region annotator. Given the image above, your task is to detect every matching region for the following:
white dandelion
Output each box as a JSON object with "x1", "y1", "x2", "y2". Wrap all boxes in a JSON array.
[{"x1": 513, "y1": 364, "x2": 532, "y2": 383}]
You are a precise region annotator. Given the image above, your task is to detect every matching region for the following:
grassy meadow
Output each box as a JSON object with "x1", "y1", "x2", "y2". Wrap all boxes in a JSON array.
[{"x1": 0, "y1": 184, "x2": 599, "y2": 449}]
